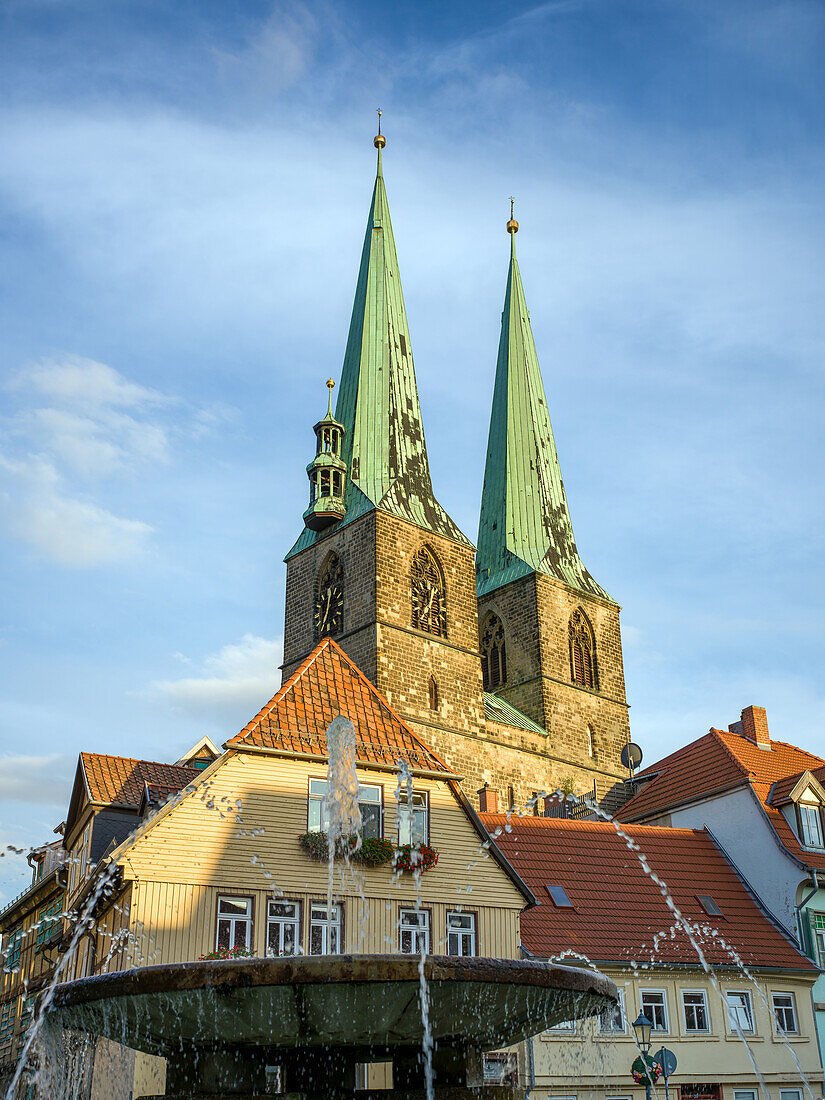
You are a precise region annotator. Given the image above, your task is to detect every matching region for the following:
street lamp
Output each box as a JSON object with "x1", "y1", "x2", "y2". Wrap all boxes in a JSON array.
[
  {"x1": 632, "y1": 1013, "x2": 655, "y2": 1100},
  {"x1": 633, "y1": 1012, "x2": 653, "y2": 1053}
]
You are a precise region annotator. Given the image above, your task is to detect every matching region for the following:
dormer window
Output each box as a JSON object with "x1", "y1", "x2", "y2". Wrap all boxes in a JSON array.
[{"x1": 799, "y1": 804, "x2": 824, "y2": 849}]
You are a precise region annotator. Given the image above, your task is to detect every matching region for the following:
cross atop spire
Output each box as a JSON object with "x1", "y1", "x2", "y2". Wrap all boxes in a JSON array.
[{"x1": 476, "y1": 223, "x2": 612, "y2": 600}]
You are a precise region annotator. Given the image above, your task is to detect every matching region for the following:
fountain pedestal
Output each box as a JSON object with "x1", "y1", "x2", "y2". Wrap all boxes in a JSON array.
[{"x1": 51, "y1": 954, "x2": 616, "y2": 1099}]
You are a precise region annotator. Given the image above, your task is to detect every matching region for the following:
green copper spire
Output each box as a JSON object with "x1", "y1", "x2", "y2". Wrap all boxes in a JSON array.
[
  {"x1": 476, "y1": 217, "x2": 612, "y2": 601},
  {"x1": 287, "y1": 125, "x2": 469, "y2": 559}
]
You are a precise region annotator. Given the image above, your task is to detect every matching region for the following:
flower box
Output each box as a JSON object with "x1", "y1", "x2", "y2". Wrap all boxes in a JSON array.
[{"x1": 394, "y1": 843, "x2": 439, "y2": 873}]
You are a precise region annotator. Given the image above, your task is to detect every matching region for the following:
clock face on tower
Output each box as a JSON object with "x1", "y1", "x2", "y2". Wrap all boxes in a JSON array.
[{"x1": 315, "y1": 554, "x2": 343, "y2": 639}]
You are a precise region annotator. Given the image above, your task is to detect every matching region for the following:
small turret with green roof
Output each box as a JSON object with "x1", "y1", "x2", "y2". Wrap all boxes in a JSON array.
[
  {"x1": 476, "y1": 208, "x2": 612, "y2": 602},
  {"x1": 303, "y1": 379, "x2": 347, "y2": 532}
]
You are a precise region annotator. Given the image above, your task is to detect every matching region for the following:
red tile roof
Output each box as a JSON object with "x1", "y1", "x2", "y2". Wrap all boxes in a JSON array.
[
  {"x1": 81, "y1": 754, "x2": 198, "y2": 807},
  {"x1": 768, "y1": 765, "x2": 825, "y2": 807},
  {"x1": 479, "y1": 815, "x2": 815, "y2": 971},
  {"x1": 617, "y1": 729, "x2": 825, "y2": 869},
  {"x1": 226, "y1": 637, "x2": 455, "y2": 776}
]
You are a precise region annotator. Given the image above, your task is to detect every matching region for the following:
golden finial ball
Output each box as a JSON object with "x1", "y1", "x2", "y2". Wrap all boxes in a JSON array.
[
  {"x1": 507, "y1": 218, "x2": 519, "y2": 234},
  {"x1": 374, "y1": 133, "x2": 386, "y2": 149},
  {"x1": 326, "y1": 378, "x2": 335, "y2": 389}
]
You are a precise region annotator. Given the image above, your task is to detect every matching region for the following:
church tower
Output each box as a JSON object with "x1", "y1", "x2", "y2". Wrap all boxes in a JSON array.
[
  {"x1": 476, "y1": 210, "x2": 630, "y2": 788},
  {"x1": 282, "y1": 124, "x2": 485, "y2": 754}
]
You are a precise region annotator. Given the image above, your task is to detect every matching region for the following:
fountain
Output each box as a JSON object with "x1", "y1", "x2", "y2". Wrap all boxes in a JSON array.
[
  {"x1": 47, "y1": 951, "x2": 616, "y2": 1098},
  {"x1": 30, "y1": 716, "x2": 617, "y2": 1099}
]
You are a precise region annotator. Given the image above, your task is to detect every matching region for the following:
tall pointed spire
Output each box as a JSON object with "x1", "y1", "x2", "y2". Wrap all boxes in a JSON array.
[
  {"x1": 476, "y1": 211, "x2": 612, "y2": 600},
  {"x1": 287, "y1": 122, "x2": 469, "y2": 559}
]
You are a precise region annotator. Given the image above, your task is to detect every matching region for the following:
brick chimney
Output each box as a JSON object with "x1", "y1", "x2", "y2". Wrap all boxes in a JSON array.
[
  {"x1": 478, "y1": 784, "x2": 498, "y2": 814},
  {"x1": 739, "y1": 705, "x2": 770, "y2": 749}
]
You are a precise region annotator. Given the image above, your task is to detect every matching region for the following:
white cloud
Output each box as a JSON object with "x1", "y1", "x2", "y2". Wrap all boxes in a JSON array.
[
  {"x1": 1, "y1": 355, "x2": 229, "y2": 565},
  {"x1": 17, "y1": 355, "x2": 166, "y2": 410},
  {"x1": 0, "y1": 454, "x2": 154, "y2": 566},
  {"x1": 148, "y1": 634, "x2": 283, "y2": 720},
  {"x1": 0, "y1": 754, "x2": 73, "y2": 806}
]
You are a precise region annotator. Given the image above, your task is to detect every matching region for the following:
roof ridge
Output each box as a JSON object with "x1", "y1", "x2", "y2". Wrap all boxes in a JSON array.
[
  {"x1": 323, "y1": 638, "x2": 455, "y2": 774},
  {"x1": 81, "y1": 751, "x2": 196, "y2": 773},
  {"x1": 479, "y1": 814, "x2": 711, "y2": 838},
  {"x1": 708, "y1": 728, "x2": 753, "y2": 780},
  {"x1": 227, "y1": 638, "x2": 332, "y2": 746}
]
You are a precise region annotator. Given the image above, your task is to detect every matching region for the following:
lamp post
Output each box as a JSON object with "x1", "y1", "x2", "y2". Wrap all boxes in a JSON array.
[{"x1": 632, "y1": 1013, "x2": 655, "y2": 1100}]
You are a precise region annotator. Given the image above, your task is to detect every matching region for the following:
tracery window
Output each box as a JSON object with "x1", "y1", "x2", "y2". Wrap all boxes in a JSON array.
[
  {"x1": 410, "y1": 548, "x2": 446, "y2": 637},
  {"x1": 480, "y1": 614, "x2": 507, "y2": 691},
  {"x1": 569, "y1": 608, "x2": 598, "y2": 691},
  {"x1": 314, "y1": 553, "x2": 343, "y2": 639}
]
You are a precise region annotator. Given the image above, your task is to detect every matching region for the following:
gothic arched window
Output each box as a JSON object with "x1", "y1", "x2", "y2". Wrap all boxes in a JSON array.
[
  {"x1": 569, "y1": 608, "x2": 597, "y2": 691},
  {"x1": 314, "y1": 553, "x2": 344, "y2": 639},
  {"x1": 428, "y1": 676, "x2": 439, "y2": 711},
  {"x1": 481, "y1": 614, "x2": 507, "y2": 692},
  {"x1": 410, "y1": 547, "x2": 446, "y2": 637}
]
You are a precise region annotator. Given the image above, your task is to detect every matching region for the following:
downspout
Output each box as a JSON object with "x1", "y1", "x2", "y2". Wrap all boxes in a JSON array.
[{"x1": 520, "y1": 941, "x2": 537, "y2": 1098}]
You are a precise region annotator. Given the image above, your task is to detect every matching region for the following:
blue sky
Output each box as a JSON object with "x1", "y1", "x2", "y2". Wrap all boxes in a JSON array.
[{"x1": 1, "y1": 0, "x2": 824, "y2": 899}]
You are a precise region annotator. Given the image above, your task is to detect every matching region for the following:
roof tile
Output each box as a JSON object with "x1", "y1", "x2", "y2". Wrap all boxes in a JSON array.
[
  {"x1": 226, "y1": 637, "x2": 455, "y2": 776},
  {"x1": 479, "y1": 815, "x2": 815, "y2": 971}
]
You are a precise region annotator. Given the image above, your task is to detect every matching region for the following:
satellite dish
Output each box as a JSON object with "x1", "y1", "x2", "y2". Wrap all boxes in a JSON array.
[{"x1": 621, "y1": 743, "x2": 643, "y2": 773}]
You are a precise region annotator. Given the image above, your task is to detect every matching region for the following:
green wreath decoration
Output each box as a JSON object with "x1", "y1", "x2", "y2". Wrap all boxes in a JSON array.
[{"x1": 631, "y1": 1054, "x2": 662, "y2": 1084}]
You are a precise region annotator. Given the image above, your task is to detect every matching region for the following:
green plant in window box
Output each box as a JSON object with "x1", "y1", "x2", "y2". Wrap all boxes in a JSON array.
[
  {"x1": 298, "y1": 832, "x2": 395, "y2": 867},
  {"x1": 394, "y1": 844, "x2": 439, "y2": 873},
  {"x1": 198, "y1": 946, "x2": 254, "y2": 961}
]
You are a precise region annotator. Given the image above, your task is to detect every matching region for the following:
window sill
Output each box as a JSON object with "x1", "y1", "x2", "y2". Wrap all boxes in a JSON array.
[
  {"x1": 677, "y1": 1034, "x2": 720, "y2": 1041},
  {"x1": 724, "y1": 1034, "x2": 763, "y2": 1042},
  {"x1": 772, "y1": 1034, "x2": 808, "y2": 1043}
]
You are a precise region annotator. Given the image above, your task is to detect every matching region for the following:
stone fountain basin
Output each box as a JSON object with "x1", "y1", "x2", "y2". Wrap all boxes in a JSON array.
[{"x1": 51, "y1": 954, "x2": 615, "y2": 1056}]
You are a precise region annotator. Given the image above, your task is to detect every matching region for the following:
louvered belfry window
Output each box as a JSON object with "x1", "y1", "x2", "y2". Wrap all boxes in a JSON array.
[
  {"x1": 410, "y1": 547, "x2": 446, "y2": 636},
  {"x1": 569, "y1": 608, "x2": 598, "y2": 691},
  {"x1": 481, "y1": 614, "x2": 507, "y2": 691}
]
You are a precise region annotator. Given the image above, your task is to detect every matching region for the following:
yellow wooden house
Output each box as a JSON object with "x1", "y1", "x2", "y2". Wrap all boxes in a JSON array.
[{"x1": 60, "y1": 638, "x2": 534, "y2": 1094}]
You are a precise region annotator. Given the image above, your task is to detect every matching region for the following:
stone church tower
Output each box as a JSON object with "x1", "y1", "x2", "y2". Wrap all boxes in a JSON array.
[
  {"x1": 475, "y1": 214, "x2": 631, "y2": 795},
  {"x1": 282, "y1": 129, "x2": 629, "y2": 809}
]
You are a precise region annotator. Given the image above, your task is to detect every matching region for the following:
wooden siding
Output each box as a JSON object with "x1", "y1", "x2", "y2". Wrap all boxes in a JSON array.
[
  {"x1": 124, "y1": 881, "x2": 518, "y2": 964},
  {"x1": 111, "y1": 751, "x2": 524, "y2": 965}
]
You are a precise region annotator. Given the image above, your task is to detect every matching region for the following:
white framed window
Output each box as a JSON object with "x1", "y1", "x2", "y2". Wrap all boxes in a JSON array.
[
  {"x1": 308, "y1": 779, "x2": 383, "y2": 839},
  {"x1": 544, "y1": 1018, "x2": 576, "y2": 1036},
  {"x1": 399, "y1": 908, "x2": 430, "y2": 954},
  {"x1": 681, "y1": 989, "x2": 710, "y2": 1033},
  {"x1": 799, "y1": 805, "x2": 824, "y2": 849},
  {"x1": 733, "y1": 1091, "x2": 756, "y2": 1100},
  {"x1": 397, "y1": 790, "x2": 428, "y2": 846},
  {"x1": 640, "y1": 989, "x2": 668, "y2": 1032},
  {"x1": 810, "y1": 911, "x2": 825, "y2": 966},
  {"x1": 216, "y1": 895, "x2": 253, "y2": 952},
  {"x1": 725, "y1": 990, "x2": 754, "y2": 1033},
  {"x1": 309, "y1": 903, "x2": 342, "y2": 955},
  {"x1": 599, "y1": 989, "x2": 625, "y2": 1034},
  {"x1": 772, "y1": 992, "x2": 798, "y2": 1034},
  {"x1": 482, "y1": 1052, "x2": 518, "y2": 1086},
  {"x1": 446, "y1": 911, "x2": 476, "y2": 956},
  {"x1": 77, "y1": 822, "x2": 92, "y2": 885},
  {"x1": 779, "y1": 1091, "x2": 802, "y2": 1100},
  {"x1": 266, "y1": 900, "x2": 301, "y2": 957}
]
